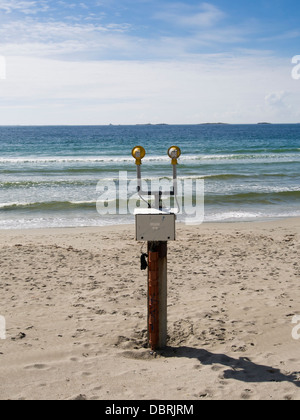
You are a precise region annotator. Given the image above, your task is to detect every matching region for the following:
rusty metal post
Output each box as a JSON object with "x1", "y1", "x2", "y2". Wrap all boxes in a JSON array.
[
  {"x1": 148, "y1": 243, "x2": 159, "y2": 350},
  {"x1": 147, "y1": 241, "x2": 167, "y2": 351},
  {"x1": 158, "y1": 241, "x2": 167, "y2": 349}
]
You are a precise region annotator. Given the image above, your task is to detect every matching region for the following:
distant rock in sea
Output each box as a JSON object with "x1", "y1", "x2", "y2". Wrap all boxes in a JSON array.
[
  {"x1": 135, "y1": 123, "x2": 169, "y2": 126},
  {"x1": 200, "y1": 122, "x2": 229, "y2": 125}
]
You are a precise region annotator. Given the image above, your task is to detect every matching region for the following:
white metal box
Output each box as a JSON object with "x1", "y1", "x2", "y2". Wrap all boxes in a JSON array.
[{"x1": 135, "y1": 213, "x2": 176, "y2": 241}]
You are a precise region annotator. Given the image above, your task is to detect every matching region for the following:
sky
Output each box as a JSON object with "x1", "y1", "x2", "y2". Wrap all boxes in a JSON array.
[{"x1": 0, "y1": 0, "x2": 300, "y2": 124}]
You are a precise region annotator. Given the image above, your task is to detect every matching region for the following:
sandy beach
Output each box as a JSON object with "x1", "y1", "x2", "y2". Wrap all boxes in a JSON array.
[{"x1": 0, "y1": 218, "x2": 299, "y2": 400}]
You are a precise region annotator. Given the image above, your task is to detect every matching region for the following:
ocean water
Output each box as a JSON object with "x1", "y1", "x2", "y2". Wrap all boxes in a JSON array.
[{"x1": 0, "y1": 124, "x2": 299, "y2": 229}]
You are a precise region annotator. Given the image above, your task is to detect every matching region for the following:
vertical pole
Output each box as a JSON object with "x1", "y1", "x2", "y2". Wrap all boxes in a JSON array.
[
  {"x1": 137, "y1": 165, "x2": 142, "y2": 192},
  {"x1": 158, "y1": 241, "x2": 167, "y2": 349},
  {"x1": 148, "y1": 242, "x2": 159, "y2": 350},
  {"x1": 147, "y1": 241, "x2": 168, "y2": 351}
]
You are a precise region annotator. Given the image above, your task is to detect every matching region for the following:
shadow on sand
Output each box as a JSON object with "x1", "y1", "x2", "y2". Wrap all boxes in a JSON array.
[{"x1": 158, "y1": 346, "x2": 300, "y2": 387}]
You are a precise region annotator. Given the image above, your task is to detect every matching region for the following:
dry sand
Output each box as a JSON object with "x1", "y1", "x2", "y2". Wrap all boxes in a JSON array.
[{"x1": 0, "y1": 218, "x2": 299, "y2": 400}]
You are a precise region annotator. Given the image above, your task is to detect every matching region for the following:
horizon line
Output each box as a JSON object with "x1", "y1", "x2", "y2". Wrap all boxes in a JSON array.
[{"x1": 0, "y1": 122, "x2": 300, "y2": 127}]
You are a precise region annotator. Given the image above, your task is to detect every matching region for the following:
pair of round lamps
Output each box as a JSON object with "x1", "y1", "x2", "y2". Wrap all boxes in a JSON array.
[{"x1": 132, "y1": 146, "x2": 181, "y2": 166}]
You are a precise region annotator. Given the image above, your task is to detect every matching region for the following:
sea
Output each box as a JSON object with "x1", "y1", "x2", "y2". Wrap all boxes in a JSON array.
[{"x1": 0, "y1": 124, "x2": 299, "y2": 230}]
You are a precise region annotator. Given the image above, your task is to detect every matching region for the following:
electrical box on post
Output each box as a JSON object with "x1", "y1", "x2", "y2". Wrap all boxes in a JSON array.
[{"x1": 135, "y1": 213, "x2": 176, "y2": 241}]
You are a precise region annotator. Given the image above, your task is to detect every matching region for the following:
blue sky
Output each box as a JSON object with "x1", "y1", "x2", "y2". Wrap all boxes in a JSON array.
[
  {"x1": 1, "y1": 0, "x2": 300, "y2": 59},
  {"x1": 0, "y1": 0, "x2": 300, "y2": 124}
]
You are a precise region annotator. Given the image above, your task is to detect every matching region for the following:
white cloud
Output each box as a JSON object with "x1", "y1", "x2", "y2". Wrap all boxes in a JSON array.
[
  {"x1": 0, "y1": 2, "x2": 299, "y2": 125},
  {"x1": 0, "y1": 2, "x2": 274, "y2": 61},
  {"x1": 0, "y1": 0, "x2": 48, "y2": 14},
  {"x1": 0, "y1": 12, "x2": 257, "y2": 62},
  {"x1": 1, "y1": 54, "x2": 299, "y2": 125},
  {"x1": 265, "y1": 91, "x2": 289, "y2": 107},
  {"x1": 0, "y1": 18, "x2": 135, "y2": 59},
  {"x1": 0, "y1": 19, "x2": 130, "y2": 41},
  {"x1": 155, "y1": 2, "x2": 225, "y2": 28}
]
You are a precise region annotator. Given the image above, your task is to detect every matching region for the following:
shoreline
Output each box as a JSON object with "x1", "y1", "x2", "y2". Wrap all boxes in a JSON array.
[
  {"x1": 0, "y1": 215, "x2": 299, "y2": 235},
  {"x1": 0, "y1": 217, "x2": 299, "y2": 400}
]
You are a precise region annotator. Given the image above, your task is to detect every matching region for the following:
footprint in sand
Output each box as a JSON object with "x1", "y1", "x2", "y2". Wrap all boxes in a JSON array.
[{"x1": 24, "y1": 363, "x2": 51, "y2": 370}]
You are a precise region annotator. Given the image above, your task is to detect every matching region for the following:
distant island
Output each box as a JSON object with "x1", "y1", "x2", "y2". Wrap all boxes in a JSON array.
[
  {"x1": 135, "y1": 123, "x2": 169, "y2": 126},
  {"x1": 200, "y1": 122, "x2": 229, "y2": 125},
  {"x1": 257, "y1": 122, "x2": 272, "y2": 125}
]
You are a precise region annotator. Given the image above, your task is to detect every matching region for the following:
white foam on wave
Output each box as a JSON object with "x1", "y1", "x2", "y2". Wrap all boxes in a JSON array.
[
  {"x1": 1, "y1": 151, "x2": 299, "y2": 165},
  {"x1": 204, "y1": 209, "x2": 300, "y2": 222}
]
